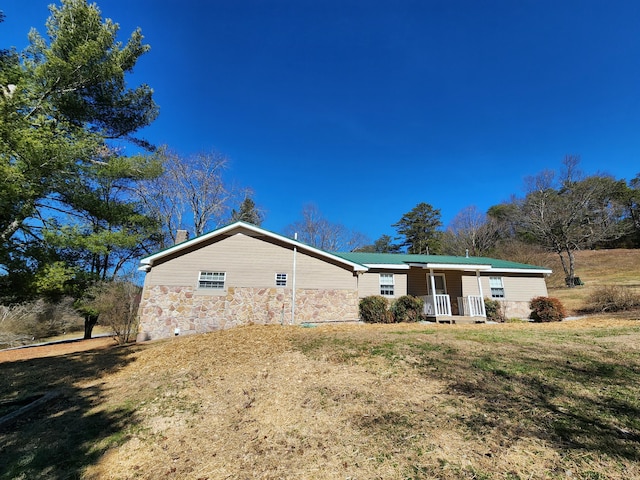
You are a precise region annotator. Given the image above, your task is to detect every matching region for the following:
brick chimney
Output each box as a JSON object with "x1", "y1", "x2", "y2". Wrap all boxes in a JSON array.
[{"x1": 175, "y1": 229, "x2": 189, "y2": 245}]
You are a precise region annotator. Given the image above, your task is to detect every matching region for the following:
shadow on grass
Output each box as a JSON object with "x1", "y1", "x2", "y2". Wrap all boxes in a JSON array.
[
  {"x1": 0, "y1": 343, "x2": 142, "y2": 479},
  {"x1": 439, "y1": 348, "x2": 640, "y2": 462},
  {"x1": 296, "y1": 329, "x2": 640, "y2": 466}
]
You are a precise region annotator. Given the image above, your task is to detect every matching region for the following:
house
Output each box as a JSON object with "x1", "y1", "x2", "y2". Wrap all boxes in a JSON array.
[{"x1": 136, "y1": 221, "x2": 552, "y2": 341}]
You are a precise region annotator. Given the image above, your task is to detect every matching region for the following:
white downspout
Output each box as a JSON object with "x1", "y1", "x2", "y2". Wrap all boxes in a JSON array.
[{"x1": 291, "y1": 233, "x2": 297, "y2": 325}]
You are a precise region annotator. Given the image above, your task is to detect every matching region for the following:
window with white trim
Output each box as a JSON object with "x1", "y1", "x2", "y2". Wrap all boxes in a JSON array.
[
  {"x1": 489, "y1": 276, "x2": 505, "y2": 298},
  {"x1": 379, "y1": 273, "x2": 394, "y2": 296},
  {"x1": 198, "y1": 271, "x2": 226, "y2": 289},
  {"x1": 275, "y1": 273, "x2": 287, "y2": 287}
]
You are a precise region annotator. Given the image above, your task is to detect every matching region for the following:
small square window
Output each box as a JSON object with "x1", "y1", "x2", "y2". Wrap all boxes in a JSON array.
[
  {"x1": 275, "y1": 273, "x2": 287, "y2": 287},
  {"x1": 380, "y1": 273, "x2": 394, "y2": 296},
  {"x1": 489, "y1": 277, "x2": 505, "y2": 298},
  {"x1": 199, "y1": 271, "x2": 225, "y2": 289}
]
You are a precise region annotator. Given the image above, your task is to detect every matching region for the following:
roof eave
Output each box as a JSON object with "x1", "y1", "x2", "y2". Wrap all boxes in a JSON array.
[
  {"x1": 140, "y1": 221, "x2": 368, "y2": 272},
  {"x1": 489, "y1": 267, "x2": 553, "y2": 274},
  {"x1": 407, "y1": 262, "x2": 493, "y2": 271},
  {"x1": 363, "y1": 263, "x2": 411, "y2": 270}
]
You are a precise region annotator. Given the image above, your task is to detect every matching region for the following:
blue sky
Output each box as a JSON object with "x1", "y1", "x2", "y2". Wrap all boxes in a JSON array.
[{"x1": 3, "y1": 0, "x2": 640, "y2": 243}]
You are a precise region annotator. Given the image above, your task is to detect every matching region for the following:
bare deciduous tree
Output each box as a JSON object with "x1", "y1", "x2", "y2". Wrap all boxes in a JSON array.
[
  {"x1": 518, "y1": 155, "x2": 629, "y2": 286},
  {"x1": 138, "y1": 147, "x2": 236, "y2": 247},
  {"x1": 442, "y1": 205, "x2": 499, "y2": 256},
  {"x1": 284, "y1": 204, "x2": 368, "y2": 252}
]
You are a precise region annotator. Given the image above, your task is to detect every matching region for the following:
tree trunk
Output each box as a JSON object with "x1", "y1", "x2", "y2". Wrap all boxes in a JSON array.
[
  {"x1": 557, "y1": 250, "x2": 570, "y2": 279},
  {"x1": 83, "y1": 314, "x2": 98, "y2": 339},
  {"x1": 564, "y1": 246, "x2": 577, "y2": 288}
]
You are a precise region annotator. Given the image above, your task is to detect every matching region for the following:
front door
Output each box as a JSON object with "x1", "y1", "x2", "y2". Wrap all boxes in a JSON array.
[{"x1": 427, "y1": 274, "x2": 447, "y2": 295}]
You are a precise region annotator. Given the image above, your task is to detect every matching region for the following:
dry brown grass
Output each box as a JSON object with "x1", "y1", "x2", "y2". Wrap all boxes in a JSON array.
[
  {"x1": 545, "y1": 249, "x2": 640, "y2": 314},
  {"x1": 2, "y1": 249, "x2": 640, "y2": 479},
  {"x1": 2, "y1": 317, "x2": 639, "y2": 480}
]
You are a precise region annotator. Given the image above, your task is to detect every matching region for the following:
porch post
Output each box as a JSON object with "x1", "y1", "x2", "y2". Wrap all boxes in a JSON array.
[
  {"x1": 476, "y1": 270, "x2": 486, "y2": 317},
  {"x1": 429, "y1": 268, "x2": 437, "y2": 315}
]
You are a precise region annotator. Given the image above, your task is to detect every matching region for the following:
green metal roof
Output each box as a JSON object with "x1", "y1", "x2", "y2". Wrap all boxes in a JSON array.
[
  {"x1": 139, "y1": 220, "x2": 550, "y2": 274},
  {"x1": 332, "y1": 252, "x2": 550, "y2": 271}
]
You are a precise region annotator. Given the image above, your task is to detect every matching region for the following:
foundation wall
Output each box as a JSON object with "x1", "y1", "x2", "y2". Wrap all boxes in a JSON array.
[{"x1": 137, "y1": 285, "x2": 359, "y2": 341}]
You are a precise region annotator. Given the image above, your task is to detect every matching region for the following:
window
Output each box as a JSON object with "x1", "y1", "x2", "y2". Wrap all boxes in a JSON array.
[
  {"x1": 379, "y1": 273, "x2": 394, "y2": 296},
  {"x1": 275, "y1": 273, "x2": 287, "y2": 287},
  {"x1": 489, "y1": 277, "x2": 505, "y2": 298},
  {"x1": 198, "y1": 271, "x2": 225, "y2": 289}
]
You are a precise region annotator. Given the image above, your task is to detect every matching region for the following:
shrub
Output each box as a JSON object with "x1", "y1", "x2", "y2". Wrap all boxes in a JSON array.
[
  {"x1": 583, "y1": 285, "x2": 640, "y2": 313},
  {"x1": 484, "y1": 298, "x2": 505, "y2": 322},
  {"x1": 86, "y1": 280, "x2": 141, "y2": 344},
  {"x1": 0, "y1": 297, "x2": 83, "y2": 346},
  {"x1": 390, "y1": 295, "x2": 424, "y2": 323},
  {"x1": 529, "y1": 296, "x2": 566, "y2": 322},
  {"x1": 359, "y1": 296, "x2": 391, "y2": 323}
]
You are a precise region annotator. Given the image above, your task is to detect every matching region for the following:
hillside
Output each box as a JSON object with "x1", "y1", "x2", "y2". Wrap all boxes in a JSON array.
[
  {"x1": 1, "y1": 317, "x2": 640, "y2": 479},
  {"x1": 544, "y1": 248, "x2": 640, "y2": 314}
]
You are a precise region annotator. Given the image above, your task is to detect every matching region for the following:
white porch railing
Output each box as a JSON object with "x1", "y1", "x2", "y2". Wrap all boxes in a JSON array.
[
  {"x1": 457, "y1": 295, "x2": 486, "y2": 317},
  {"x1": 423, "y1": 294, "x2": 451, "y2": 316}
]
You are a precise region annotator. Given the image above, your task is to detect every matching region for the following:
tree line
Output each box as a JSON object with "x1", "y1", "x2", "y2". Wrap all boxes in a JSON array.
[{"x1": 355, "y1": 155, "x2": 639, "y2": 288}]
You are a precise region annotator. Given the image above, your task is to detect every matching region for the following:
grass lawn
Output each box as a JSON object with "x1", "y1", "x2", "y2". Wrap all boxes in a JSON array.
[{"x1": 1, "y1": 317, "x2": 639, "y2": 479}]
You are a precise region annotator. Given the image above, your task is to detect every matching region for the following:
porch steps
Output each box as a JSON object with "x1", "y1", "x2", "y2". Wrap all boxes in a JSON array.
[{"x1": 429, "y1": 315, "x2": 487, "y2": 325}]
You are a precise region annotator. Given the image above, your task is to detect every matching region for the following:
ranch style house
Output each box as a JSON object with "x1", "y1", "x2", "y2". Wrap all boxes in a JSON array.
[{"x1": 136, "y1": 221, "x2": 552, "y2": 341}]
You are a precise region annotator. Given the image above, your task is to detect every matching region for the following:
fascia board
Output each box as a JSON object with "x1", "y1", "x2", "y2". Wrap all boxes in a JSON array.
[
  {"x1": 408, "y1": 263, "x2": 493, "y2": 271},
  {"x1": 488, "y1": 268, "x2": 553, "y2": 274},
  {"x1": 363, "y1": 263, "x2": 411, "y2": 270}
]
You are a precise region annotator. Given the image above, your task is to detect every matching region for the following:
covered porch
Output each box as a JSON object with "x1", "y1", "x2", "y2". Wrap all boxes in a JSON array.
[{"x1": 409, "y1": 262, "x2": 491, "y2": 323}]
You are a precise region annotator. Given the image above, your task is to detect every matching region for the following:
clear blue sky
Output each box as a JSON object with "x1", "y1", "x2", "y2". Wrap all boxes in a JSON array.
[{"x1": 4, "y1": 0, "x2": 640, "y2": 243}]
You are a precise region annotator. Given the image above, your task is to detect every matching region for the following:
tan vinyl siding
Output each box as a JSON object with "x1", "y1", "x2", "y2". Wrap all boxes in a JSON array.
[
  {"x1": 461, "y1": 273, "x2": 548, "y2": 300},
  {"x1": 145, "y1": 232, "x2": 356, "y2": 290},
  {"x1": 358, "y1": 270, "x2": 407, "y2": 298},
  {"x1": 441, "y1": 271, "x2": 462, "y2": 299},
  {"x1": 407, "y1": 269, "x2": 463, "y2": 299},
  {"x1": 407, "y1": 268, "x2": 428, "y2": 297}
]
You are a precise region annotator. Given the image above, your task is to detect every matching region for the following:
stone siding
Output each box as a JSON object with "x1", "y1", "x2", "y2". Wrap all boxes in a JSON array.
[
  {"x1": 497, "y1": 300, "x2": 532, "y2": 320},
  {"x1": 137, "y1": 285, "x2": 360, "y2": 341}
]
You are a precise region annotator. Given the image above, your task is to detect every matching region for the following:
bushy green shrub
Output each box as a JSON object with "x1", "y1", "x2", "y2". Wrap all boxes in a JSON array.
[
  {"x1": 529, "y1": 296, "x2": 566, "y2": 322},
  {"x1": 484, "y1": 298, "x2": 505, "y2": 322},
  {"x1": 390, "y1": 295, "x2": 424, "y2": 323},
  {"x1": 583, "y1": 285, "x2": 640, "y2": 313},
  {"x1": 359, "y1": 296, "x2": 391, "y2": 323}
]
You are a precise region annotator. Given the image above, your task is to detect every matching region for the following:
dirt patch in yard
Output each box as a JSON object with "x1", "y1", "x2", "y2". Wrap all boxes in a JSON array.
[{"x1": 0, "y1": 336, "x2": 116, "y2": 363}]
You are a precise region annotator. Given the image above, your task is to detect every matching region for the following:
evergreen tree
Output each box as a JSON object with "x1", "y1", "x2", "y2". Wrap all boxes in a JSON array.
[
  {"x1": 0, "y1": 1, "x2": 159, "y2": 312},
  {"x1": 230, "y1": 196, "x2": 263, "y2": 226},
  {"x1": 392, "y1": 203, "x2": 442, "y2": 254}
]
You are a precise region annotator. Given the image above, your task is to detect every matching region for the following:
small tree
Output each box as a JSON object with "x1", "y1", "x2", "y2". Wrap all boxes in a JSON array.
[
  {"x1": 230, "y1": 195, "x2": 264, "y2": 226},
  {"x1": 354, "y1": 234, "x2": 402, "y2": 253},
  {"x1": 86, "y1": 280, "x2": 141, "y2": 344}
]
